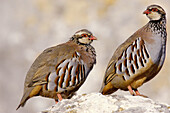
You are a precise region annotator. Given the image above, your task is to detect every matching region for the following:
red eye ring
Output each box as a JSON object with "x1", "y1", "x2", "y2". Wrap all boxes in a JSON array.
[
  {"x1": 82, "y1": 34, "x2": 88, "y2": 37},
  {"x1": 152, "y1": 8, "x2": 158, "y2": 12}
]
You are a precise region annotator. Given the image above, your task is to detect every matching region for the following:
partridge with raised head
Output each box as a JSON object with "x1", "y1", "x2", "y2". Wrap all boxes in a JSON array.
[
  {"x1": 17, "y1": 29, "x2": 97, "y2": 110},
  {"x1": 101, "y1": 5, "x2": 167, "y2": 96}
]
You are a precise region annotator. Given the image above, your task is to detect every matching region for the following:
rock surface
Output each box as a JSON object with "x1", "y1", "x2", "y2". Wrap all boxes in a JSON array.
[{"x1": 41, "y1": 93, "x2": 170, "y2": 113}]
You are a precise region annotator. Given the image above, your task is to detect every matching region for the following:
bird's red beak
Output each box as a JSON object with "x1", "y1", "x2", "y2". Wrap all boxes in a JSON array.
[
  {"x1": 89, "y1": 36, "x2": 97, "y2": 40},
  {"x1": 143, "y1": 10, "x2": 151, "y2": 15}
]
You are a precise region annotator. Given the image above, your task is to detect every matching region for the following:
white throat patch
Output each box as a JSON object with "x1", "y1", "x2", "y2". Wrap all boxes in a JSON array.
[
  {"x1": 78, "y1": 37, "x2": 91, "y2": 44},
  {"x1": 148, "y1": 12, "x2": 161, "y2": 20}
]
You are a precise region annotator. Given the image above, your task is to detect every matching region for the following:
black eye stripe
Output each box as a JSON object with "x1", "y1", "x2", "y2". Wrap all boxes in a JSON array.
[
  {"x1": 148, "y1": 9, "x2": 152, "y2": 11},
  {"x1": 82, "y1": 34, "x2": 88, "y2": 37},
  {"x1": 81, "y1": 34, "x2": 91, "y2": 38},
  {"x1": 147, "y1": 8, "x2": 162, "y2": 14}
]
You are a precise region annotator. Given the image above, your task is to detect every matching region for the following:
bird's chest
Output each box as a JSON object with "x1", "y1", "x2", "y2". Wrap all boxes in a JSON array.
[
  {"x1": 79, "y1": 46, "x2": 96, "y2": 69},
  {"x1": 145, "y1": 35, "x2": 163, "y2": 64}
]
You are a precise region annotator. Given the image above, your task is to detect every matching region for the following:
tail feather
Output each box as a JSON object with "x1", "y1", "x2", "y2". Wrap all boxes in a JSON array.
[
  {"x1": 16, "y1": 96, "x2": 29, "y2": 110},
  {"x1": 16, "y1": 87, "x2": 33, "y2": 110},
  {"x1": 16, "y1": 85, "x2": 42, "y2": 110},
  {"x1": 100, "y1": 82, "x2": 118, "y2": 95}
]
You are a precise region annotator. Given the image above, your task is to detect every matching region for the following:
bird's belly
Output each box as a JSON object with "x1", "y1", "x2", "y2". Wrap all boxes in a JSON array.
[{"x1": 131, "y1": 77, "x2": 147, "y2": 89}]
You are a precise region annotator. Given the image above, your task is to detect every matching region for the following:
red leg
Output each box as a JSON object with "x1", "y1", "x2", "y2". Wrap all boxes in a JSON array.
[
  {"x1": 57, "y1": 93, "x2": 63, "y2": 101},
  {"x1": 134, "y1": 89, "x2": 148, "y2": 98},
  {"x1": 55, "y1": 100, "x2": 58, "y2": 104},
  {"x1": 127, "y1": 85, "x2": 135, "y2": 96},
  {"x1": 134, "y1": 89, "x2": 141, "y2": 96},
  {"x1": 55, "y1": 93, "x2": 63, "y2": 104}
]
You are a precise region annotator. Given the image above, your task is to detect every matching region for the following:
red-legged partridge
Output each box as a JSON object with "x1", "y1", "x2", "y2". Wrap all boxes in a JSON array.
[
  {"x1": 101, "y1": 5, "x2": 167, "y2": 96},
  {"x1": 17, "y1": 29, "x2": 97, "y2": 109}
]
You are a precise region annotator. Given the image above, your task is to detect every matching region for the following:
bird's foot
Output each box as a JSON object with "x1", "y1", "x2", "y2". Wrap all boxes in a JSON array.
[
  {"x1": 55, "y1": 93, "x2": 63, "y2": 104},
  {"x1": 134, "y1": 89, "x2": 148, "y2": 98},
  {"x1": 127, "y1": 85, "x2": 135, "y2": 96},
  {"x1": 127, "y1": 86, "x2": 148, "y2": 98}
]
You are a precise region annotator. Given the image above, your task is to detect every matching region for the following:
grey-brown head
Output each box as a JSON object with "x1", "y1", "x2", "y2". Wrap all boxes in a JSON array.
[
  {"x1": 143, "y1": 5, "x2": 166, "y2": 21},
  {"x1": 70, "y1": 29, "x2": 97, "y2": 45}
]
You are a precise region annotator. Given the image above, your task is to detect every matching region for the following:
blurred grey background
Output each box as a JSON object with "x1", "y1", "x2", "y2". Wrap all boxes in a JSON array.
[{"x1": 0, "y1": 0, "x2": 170, "y2": 113}]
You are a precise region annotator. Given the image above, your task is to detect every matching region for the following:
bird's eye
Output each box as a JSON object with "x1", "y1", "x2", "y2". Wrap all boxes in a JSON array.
[
  {"x1": 152, "y1": 8, "x2": 158, "y2": 12},
  {"x1": 82, "y1": 34, "x2": 88, "y2": 37}
]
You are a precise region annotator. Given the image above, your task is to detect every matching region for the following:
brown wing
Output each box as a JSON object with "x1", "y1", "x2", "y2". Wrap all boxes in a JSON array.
[
  {"x1": 44, "y1": 51, "x2": 87, "y2": 93},
  {"x1": 104, "y1": 37, "x2": 150, "y2": 85},
  {"x1": 24, "y1": 42, "x2": 78, "y2": 88}
]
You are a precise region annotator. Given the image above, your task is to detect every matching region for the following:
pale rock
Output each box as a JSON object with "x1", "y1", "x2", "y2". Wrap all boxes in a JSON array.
[{"x1": 41, "y1": 93, "x2": 170, "y2": 113}]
